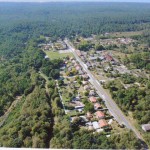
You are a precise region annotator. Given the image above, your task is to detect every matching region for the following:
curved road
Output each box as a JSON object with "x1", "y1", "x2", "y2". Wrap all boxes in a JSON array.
[{"x1": 64, "y1": 39, "x2": 143, "y2": 140}]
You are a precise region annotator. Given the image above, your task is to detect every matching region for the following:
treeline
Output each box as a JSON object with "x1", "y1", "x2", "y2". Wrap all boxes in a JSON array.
[
  {"x1": 0, "y1": 2, "x2": 150, "y2": 40},
  {"x1": 0, "y1": 37, "x2": 63, "y2": 147},
  {"x1": 105, "y1": 79, "x2": 150, "y2": 124},
  {"x1": 105, "y1": 79, "x2": 150, "y2": 145}
]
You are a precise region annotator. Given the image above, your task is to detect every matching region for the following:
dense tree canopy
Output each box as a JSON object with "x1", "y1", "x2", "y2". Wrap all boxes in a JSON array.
[{"x1": 0, "y1": 2, "x2": 150, "y2": 148}]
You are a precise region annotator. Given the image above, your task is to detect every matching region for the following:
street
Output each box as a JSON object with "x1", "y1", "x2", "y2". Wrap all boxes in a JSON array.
[{"x1": 64, "y1": 39, "x2": 143, "y2": 140}]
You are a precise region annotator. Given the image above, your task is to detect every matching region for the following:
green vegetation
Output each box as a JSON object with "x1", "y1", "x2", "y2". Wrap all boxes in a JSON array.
[
  {"x1": 106, "y1": 80, "x2": 150, "y2": 145},
  {"x1": 0, "y1": 2, "x2": 149, "y2": 149},
  {"x1": 45, "y1": 51, "x2": 73, "y2": 60}
]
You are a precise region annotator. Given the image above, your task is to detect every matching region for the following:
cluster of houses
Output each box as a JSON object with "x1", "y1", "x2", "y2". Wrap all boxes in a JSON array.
[
  {"x1": 39, "y1": 39, "x2": 67, "y2": 51},
  {"x1": 85, "y1": 97, "x2": 110, "y2": 131},
  {"x1": 75, "y1": 49, "x2": 119, "y2": 70},
  {"x1": 98, "y1": 37, "x2": 134, "y2": 46},
  {"x1": 61, "y1": 57, "x2": 112, "y2": 132},
  {"x1": 75, "y1": 48, "x2": 134, "y2": 78},
  {"x1": 53, "y1": 40, "x2": 67, "y2": 50}
]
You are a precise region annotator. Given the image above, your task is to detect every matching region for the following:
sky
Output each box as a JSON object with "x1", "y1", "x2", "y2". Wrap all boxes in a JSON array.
[{"x1": 0, "y1": 0, "x2": 150, "y2": 2}]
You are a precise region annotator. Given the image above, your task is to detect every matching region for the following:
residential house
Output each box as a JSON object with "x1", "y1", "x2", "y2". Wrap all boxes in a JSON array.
[
  {"x1": 89, "y1": 96, "x2": 97, "y2": 103},
  {"x1": 70, "y1": 57, "x2": 74, "y2": 60},
  {"x1": 105, "y1": 54, "x2": 113, "y2": 62},
  {"x1": 68, "y1": 66, "x2": 72, "y2": 72},
  {"x1": 86, "y1": 62, "x2": 92, "y2": 68},
  {"x1": 78, "y1": 69, "x2": 84, "y2": 75},
  {"x1": 43, "y1": 45, "x2": 50, "y2": 50},
  {"x1": 76, "y1": 50, "x2": 82, "y2": 57},
  {"x1": 84, "y1": 85, "x2": 90, "y2": 90},
  {"x1": 75, "y1": 105, "x2": 84, "y2": 112},
  {"x1": 92, "y1": 121, "x2": 100, "y2": 129},
  {"x1": 142, "y1": 124, "x2": 150, "y2": 132},
  {"x1": 76, "y1": 65, "x2": 81, "y2": 71},
  {"x1": 104, "y1": 66, "x2": 111, "y2": 72},
  {"x1": 72, "y1": 60, "x2": 76, "y2": 64},
  {"x1": 99, "y1": 119, "x2": 109, "y2": 128},
  {"x1": 81, "y1": 56, "x2": 86, "y2": 62},
  {"x1": 99, "y1": 56, "x2": 105, "y2": 61},
  {"x1": 44, "y1": 55, "x2": 49, "y2": 59},
  {"x1": 89, "y1": 56, "x2": 98, "y2": 61},
  {"x1": 82, "y1": 81, "x2": 88, "y2": 85},
  {"x1": 82, "y1": 74, "x2": 89, "y2": 80},
  {"x1": 89, "y1": 90, "x2": 95, "y2": 96},
  {"x1": 81, "y1": 51, "x2": 87, "y2": 56},
  {"x1": 94, "y1": 103, "x2": 102, "y2": 110},
  {"x1": 96, "y1": 111, "x2": 105, "y2": 119}
]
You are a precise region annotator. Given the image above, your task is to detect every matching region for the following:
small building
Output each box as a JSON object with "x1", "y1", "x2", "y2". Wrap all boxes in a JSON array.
[
  {"x1": 89, "y1": 90, "x2": 95, "y2": 96},
  {"x1": 44, "y1": 55, "x2": 49, "y2": 59},
  {"x1": 99, "y1": 56, "x2": 105, "y2": 61},
  {"x1": 72, "y1": 60, "x2": 76, "y2": 64},
  {"x1": 99, "y1": 119, "x2": 108, "y2": 128},
  {"x1": 92, "y1": 121, "x2": 100, "y2": 129},
  {"x1": 76, "y1": 65, "x2": 81, "y2": 71},
  {"x1": 94, "y1": 103, "x2": 102, "y2": 110},
  {"x1": 96, "y1": 111, "x2": 105, "y2": 119},
  {"x1": 76, "y1": 50, "x2": 82, "y2": 57},
  {"x1": 81, "y1": 56, "x2": 86, "y2": 61},
  {"x1": 142, "y1": 124, "x2": 150, "y2": 132},
  {"x1": 78, "y1": 69, "x2": 84, "y2": 75},
  {"x1": 82, "y1": 74, "x2": 89, "y2": 80},
  {"x1": 89, "y1": 97, "x2": 97, "y2": 103},
  {"x1": 89, "y1": 56, "x2": 98, "y2": 61},
  {"x1": 86, "y1": 62, "x2": 92, "y2": 68},
  {"x1": 105, "y1": 54, "x2": 113, "y2": 62},
  {"x1": 80, "y1": 115, "x2": 89, "y2": 122},
  {"x1": 68, "y1": 66, "x2": 72, "y2": 72},
  {"x1": 84, "y1": 85, "x2": 90, "y2": 90},
  {"x1": 82, "y1": 81, "x2": 88, "y2": 85},
  {"x1": 70, "y1": 57, "x2": 74, "y2": 60},
  {"x1": 75, "y1": 105, "x2": 84, "y2": 112}
]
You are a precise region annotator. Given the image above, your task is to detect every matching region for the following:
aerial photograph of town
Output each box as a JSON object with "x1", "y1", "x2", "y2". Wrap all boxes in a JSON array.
[{"x1": 0, "y1": 0, "x2": 149, "y2": 149}]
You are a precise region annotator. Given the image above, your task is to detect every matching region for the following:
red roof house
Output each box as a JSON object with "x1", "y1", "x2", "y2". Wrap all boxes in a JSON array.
[
  {"x1": 105, "y1": 54, "x2": 113, "y2": 62},
  {"x1": 99, "y1": 119, "x2": 108, "y2": 128},
  {"x1": 96, "y1": 111, "x2": 105, "y2": 119},
  {"x1": 89, "y1": 97, "x2": 97, "y2": 103}
]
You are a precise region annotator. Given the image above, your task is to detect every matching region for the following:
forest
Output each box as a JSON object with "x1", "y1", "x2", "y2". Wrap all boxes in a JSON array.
[{"x1": 0, "y1": 2, "x2": 150, "y2": 148}]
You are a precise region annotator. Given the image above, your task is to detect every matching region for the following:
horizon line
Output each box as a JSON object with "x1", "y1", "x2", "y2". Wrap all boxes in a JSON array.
[
  {"x1": 0, "y1": 1, "x2": 150, "y2": 3},
  {"x1": 0, "y1": 0, "x2": 150, "y2": 3}
]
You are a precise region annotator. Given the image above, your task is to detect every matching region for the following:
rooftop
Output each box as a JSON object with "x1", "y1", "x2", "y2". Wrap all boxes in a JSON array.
[
  {"x1": 96, "y1": 111, "x2": 105, "y2": 118},
  {"x1": 142, "y1": 124, "x2": 150, "y2": 132},
  {"x1": 99, "y1": 119, "x2": 108, "y2": 128},
  {"x1": 89, "y1": 97, "x2": 97, "y2": 103}
]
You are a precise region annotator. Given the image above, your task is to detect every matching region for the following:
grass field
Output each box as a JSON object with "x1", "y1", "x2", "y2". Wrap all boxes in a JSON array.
[
  {"x1": 45, "y1": 51, "x2": 73, "y2": 60},
  {"x1": 108, "y1": 31, "x2": 143, "y2": 38}
]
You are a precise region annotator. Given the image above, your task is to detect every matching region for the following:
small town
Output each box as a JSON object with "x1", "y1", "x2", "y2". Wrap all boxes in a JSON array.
[
  {"x1": 39, "y1": 33, "x2": 150, "y2": 138},
  {"x1": 0, "y1": 1, "x2": 150, "y2": 149}
]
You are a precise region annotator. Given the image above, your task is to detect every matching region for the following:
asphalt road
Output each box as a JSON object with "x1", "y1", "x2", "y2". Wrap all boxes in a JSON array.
[{"x1": 64, "y1": 39, "x2": 143, "y2": 140}]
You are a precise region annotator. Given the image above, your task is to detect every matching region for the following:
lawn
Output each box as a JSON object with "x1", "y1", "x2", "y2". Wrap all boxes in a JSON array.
[{"x1": 45, "y1": 51, "x2": 73, "y2": 60}]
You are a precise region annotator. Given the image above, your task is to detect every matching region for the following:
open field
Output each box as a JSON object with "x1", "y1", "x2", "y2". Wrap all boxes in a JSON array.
[
  {"x1": 45, "y1": 51, "x2": 73, "y2": 60},
  {"x1": 108, "y1": 31, "x2": 143, "y2": 38}
]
